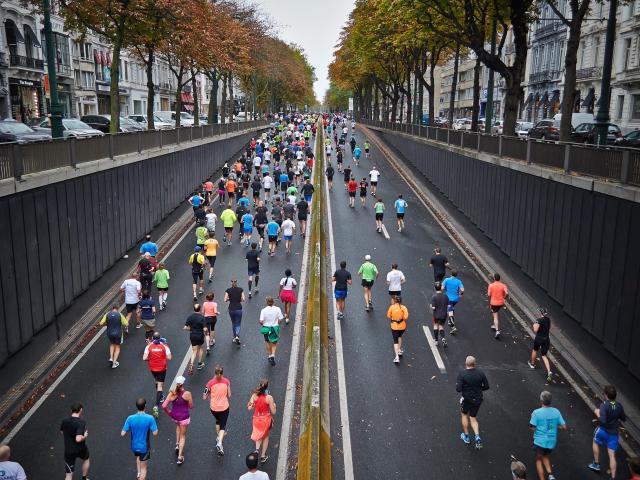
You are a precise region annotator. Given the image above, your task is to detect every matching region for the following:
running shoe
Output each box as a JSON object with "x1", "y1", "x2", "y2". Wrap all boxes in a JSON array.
[
  {"x1": 206, "y1": 348, "x2": 211, "y2": 356},
  {"x1": 587, "y1": 462, "x2": 601, "y2": 472},
  {"x1": 136, "y1": 323, "x2": 142, "y2": 329},
  {"x1": 475, "y1": 436, "x2": 483, "y2": 450},
  {"x1": 198, "y1": 289, "x2": 204, "y2": 296},
  {"x1": 449, "y1": 326, "x2": 458, "y2": 335},
  {"x1": 216, "y1": 442, "x2": 224, "y2": 456},
  {"x1": 393, "y1": 356, "x2": 399, "y2": 364},
  {"x1": 234, "y1": 336, "x2": 240, "y2": 345},
  {"x1": 527, "y1": 361, "x2": 536, "y2": 369},
  {"x1": 269, "y1": 356, "x2": 276, "y2": 366},
  {"x1": 547, "y1": 372, "x2": 553, "y2": 383},
  {"x1": 177, "y1": 456, "x2": 184, "y2": 465},
  {"x1": 460, "y1": 433, "x2": 470, "y2": 444},
  {"x1": 193, "y1": 296, "x2": 198, "y2": 302},
  {"x1": 248, "y1": 292, "x2": 252, "y2": 299},
  {"x1": 442, "y1": 339, "x2": 448, "y2": 348},
  {"x1": 260, "y1": 455, "x2": 269, "y2": 464},
  {"x1": 162, "y1": 301, "x2": 167, "y2": 310},
  {"x1": 398, "y1": 349, "x2": 404, "y2": 356},
  {"x1": 285, "y1": 316, "x2": 290, "y2": 325},
  {"x1": 112, "y1": 361, "x2": 120, "y2": 369},
  {"x1": 494, "y1": 330, "x2": 501, "y2": 340},
  {"x1": 209, "y1": 277, "x2": 213, "y2": 283},
  {"x1": 152, "y1": 406, "x2": 159, "y2": 418},
  {"x1": 548, "y1": 475, "x2": 556, "y2": 480},
  {"x1": 108, "y1": 359, "x2": 113, "y2": 368},
  {"x1": 188, "y1": 362, "x2": 194, "y2": 375},
  {"x1": 490, "y1": 324, "x2": 496, "y2": 330},
  {"x1": 175, "y1": 443, "x2": 179, "y2": 454},
  {"x1": 197, "y1": 362, "x2": 205, "y2": 370},
  {"x1": 433, "y1": 339, "x2": 439, "y2": 346}
]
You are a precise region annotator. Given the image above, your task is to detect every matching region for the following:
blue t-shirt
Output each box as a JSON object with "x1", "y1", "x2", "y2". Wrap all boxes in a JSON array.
[
  {"x1": 279, "y1": 173, "x2": 289, "y2": 184},
  {"x1": 267, "y1": 221, "x2": 280, "y2": 236},
  {"x1": 442, "y1": 277, "x2": 464, "y2": 302},
  {"x1": 394, "y1": 199, "x2": 407, "y2": 213},
  {"x1": 354, "y1": 147, "x2": 361, "y2": 158},
  {"x1": 139, "y1": 241, "x2": 158, "y2": 257},
  {"x1": 255, "y1": 144, "x2": 263, "y2": 154},
  {"x1": 138, "y1": 298, "x2": 154, "y2": 320},
  {"x1": 190, "y1": 195, "x2": 202, "y2": 207},
  {"x1": 238, "y1": 197, "x2": 250, "y2": 209},
  {"x1": 242, "y1": 214, "x2": 254, "y2": 229},
  {"x1": 122, "y1": 413, "x2": 157, "y2": 453},
  {"x1": 530, "y1": 407, "x2": 565, "y2": 449}
]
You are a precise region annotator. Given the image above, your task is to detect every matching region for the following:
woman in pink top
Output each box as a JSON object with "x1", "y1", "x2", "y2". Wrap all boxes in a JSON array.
[
  {"x1": 162, "y1": 376, "x2": 193, "y2": 465},
  {"x1": 248, "y1": 378, "x2": 276, "y2": 464},
  {"x1": 203, "y1": 365, "x2": 231, "y2": 456},
  {"x1": 203, "y1": 292, "x2": 219, "y2": 353}
]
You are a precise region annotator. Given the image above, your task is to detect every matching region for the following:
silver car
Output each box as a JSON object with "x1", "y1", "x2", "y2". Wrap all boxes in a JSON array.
[
  {"x1": 128, "y1": 114, "x2": 173, "y2": 130},
  {"x1": 515, "y1": 122, "x2": 534, "y2": 139},
  {"x1": 33, "y1": 118, "x2": 104, "y2": 138}
]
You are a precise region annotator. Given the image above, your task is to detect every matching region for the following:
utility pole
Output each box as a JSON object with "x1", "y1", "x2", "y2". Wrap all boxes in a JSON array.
[
  {"x1": 43, "y1": 0, "x2": 63, "y2": 138},
  {"x1": 484, "y1": 17, "x2": 497, "y2": 134},
  {"x1": 595, "y1": 0, "x2": 617, "y2": 146}
]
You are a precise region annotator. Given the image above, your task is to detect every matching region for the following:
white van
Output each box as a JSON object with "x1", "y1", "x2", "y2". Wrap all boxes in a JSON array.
[{"x1": 552, "y1": 113, "x2": 594, "y2": 129}]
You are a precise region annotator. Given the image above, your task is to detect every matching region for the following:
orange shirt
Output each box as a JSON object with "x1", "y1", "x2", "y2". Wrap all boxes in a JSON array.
[
  {"x1": 206, "y1": 376, "x2": 230, "y2": 412},
  {"x1": 226, "y1": 180, "x2": 237, "y2": 193},
  {"x1": 488, "y1": 281, "x2": 508, "y2": 306},
  {"x1": 234, "y1": 162, "x2": 243, "y2": 173},
  {"x1": 387, "y1": 304, "x2": 408, "y2": 330},
  {"x1": 203, "y1": 300, "x2": 218, "y2": 317}
]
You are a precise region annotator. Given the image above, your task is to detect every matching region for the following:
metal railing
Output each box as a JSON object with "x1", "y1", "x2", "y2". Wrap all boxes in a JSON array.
[
  {"x1": 362, "y1": 119, "x2": 640, "y2": 186},
  {"x1": 576, "y1": 66, "x2": 603, "y2": 80},
  {"x1": 9, "y1": 54, "x2": 44, "y2": 70},
  {"x1": 0, "y1": 119, "x2": 268, "y2": 180}
]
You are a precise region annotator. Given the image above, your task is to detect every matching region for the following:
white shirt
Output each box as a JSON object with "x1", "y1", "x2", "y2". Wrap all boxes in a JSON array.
[
  {"x1": 121, "y1": 278, "x2": 141, "y2": 304},
  {"x1": 260, "y1": 305, "x2": 284, "y2": 327},
  {"x1": 281, "y1": 219, "x2": 296, "y2": 236},
  {"x1": 263, "y1": 175, "x2": 273, "y2": 189},
  {"x1": 325, "y1": 144, "x2": 332, "y2": 154},
  {"x1": 205, "y1": 212, "x2": 217, "y2": 230},
  {"x1": 287, "y1": 195, "x2": 297, "y2": 205},
  {"x1": 263, "y1": 150, "x2": 272, "y2": 161},
  {"x1": 296, "y1": 150, "x2": 303, "y2": 160},
  {"x1": 386, "y1": 270, "x2": 405, "y2": 291},
  {"x1": 239, "y1": 471, "x2": 270, "y2": 480},
  {"x1": 369, "y1": 169, "x2": 380, "y2": 182},
  {"x1": 0, "y1": 461, "x2": 27, "y2": 480},
  {"x1": 253, "y1": 156, "x2": 261, "y2": 167},
  {"x1": 279, "y1": 276, "x2": 297, "y2": 290},
  {"x1": 342, "y1": 127, "x2": 348, "y2": 134}
]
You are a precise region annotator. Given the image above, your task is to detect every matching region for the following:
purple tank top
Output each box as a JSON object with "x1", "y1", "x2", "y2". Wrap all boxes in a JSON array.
[{"x1": 170, "y1": 391, "x2": 190, "y2": 421}]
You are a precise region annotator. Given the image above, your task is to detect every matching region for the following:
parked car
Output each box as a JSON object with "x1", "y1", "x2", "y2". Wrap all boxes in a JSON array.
[
  {"x1": 491, "y1": 120, "x2": 505, "y2": 135},
  {"x1": 128, "y1": 114, "x2": 173, "y2": 130},
  {"x1": 80, "y1": 114, "x2": 143, "y2": 133},
  {"x1": 452, "y1": 118, "x2": 469, "y2": 130},
  {"x1": 457, "y1": 119, "x2": 473, "y2": 131},
  {"x1": 552, "y1": 112, "x2": 594, "y2": 129},
  {"x1": 570, "y1": 122, "x2": 622, "y2": 145},
  {"x1": 528, "y1": 119, "x2": 561, "y2": 141},
  {"x1": 515, "y1": 122, "x2": 534, "y2": 139},
  {"x1": 154, "y1": 111, "x2": 194, "y2": 126},
  {"x1": 0, "y1": 119, "x2": 52, "y2": 143},
  {"x1": 614, "y1": 129, "x2": 640, "y2": 147},
  {"x1": 198, "y1": 115, "x2": 208, "y2": 125},
  {"x1": 32, "y1": 118, "x2": 104, "y2": 138}
]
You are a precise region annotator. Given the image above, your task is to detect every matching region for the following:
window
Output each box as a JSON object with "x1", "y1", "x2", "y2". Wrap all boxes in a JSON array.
[
  {"x1": 80, "y1": 42, "x2": 91, "y2": 60},
  {"x1": 627, "y1": 0, "x2": 636, "y2": 19},
  {"x1": 616, "y1": 95, "x2": 625, "y2": 119},
  {"x1": 594, "y1": 37, "x2": 601, "y2": 67},
  {"x1": 624, "y1": 38, "x2": 632, "y2": 70},
  {"x1": 632, "y1": 94, "x2": 640, "y2": 119},
  {"x1": 74, "y1": 69, "x2": 81, "y2": 87},
  {"x1": 82, "y1": 71, "x2": 94, "y2": 88},
  {"x1": 579, "y1": 41, "x2": 585, "y2": 68},
  {"x1": 124, "y1": 61, "x2": 129, "y2": 81}
]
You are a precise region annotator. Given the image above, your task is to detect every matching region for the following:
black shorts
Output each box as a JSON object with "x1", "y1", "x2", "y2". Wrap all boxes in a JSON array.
[
  {"x1": 248, "y1": 268, "x2": 260, "y2": 276},
  {"x1": 268, "y1": 235, "x2": 278, "y2": 242},
  {"x1": 192, "y1": 271, "x2": 203, "y2": 283},
  {"x1": 433, "y1": 316, "x2": 446, "y2": 325},
  {"x1": 388, "y1": 290, "x2": 401, "y2": 297},
  {"x1": 190, "y1": 335, "x2": 205, "y2": 347},
  {"x1": 280, "y1": 184, "x2": 288, "y2": 192},
  {"x1": 349, "y1": 191, "x2": 356, "y2": 197},
  {"x1": 228, "y1": 191, "x2": 235, "y2": 199},
  {"x1": 108, "y1": 334, "x2": 122, "y2": 345},
  {"x1": 257, "y1": 226, "x2": 265, "y2": 237},
  {"x1": 264, "y1": 188, "x2": 271, "y2": 193},
  {"x1": 490, "y1": 305, "x2": 503, "y2": 313},
  {"x1": 126, "y1": 303, "x2": 138, "y2": 313},
  {"x1": 434, "y1": 272, "x2": 445, "y2": 283},
  {"x1": 133, "y1": 450, "x2": 151, "y2": 461},
  {"x1": 205, "y1": 316, "x2": 217, "y2": 331},
  {"x1": 391, "y1": 329, "x2": 405, "y2": 344},
  {"x1": 224, "y1": 227, "x2": 233, "y2": 233},
  {"x1": 375, "y1": 213, "x2": 384, "y2": 221},
  {"x1": 534, "y1": 445, "x2": 554, "y2": 456},
  {"x1": 461, "y1": 400, "x2": 481, "y2": 417},
  {"x1": 211, "y1": 408, "x2": 229, "y2": 430},
  {"x1": 298, "y1": 214, "x2": 307, "y2": 221},
  {"x1": 157, "y1": 287, "x2": 168, "y2": 292},
  {"x1": 207, "y1": 256, "x2": 217, "y2": 267},
  {"x1": 64, "y1": 447, "x2": 90, "y2": 473},
  {"x1": 533, "y1": 337, "x2": 550, "y2": 355},
  {"x1": 361, "y1": 279, "x2": 374, "y2": 288},
  {"x1": 151, "y1": 370, "x2": 166, "y2": 383},
  {"x1": 371, "y1": 181, "x2": 378, "y2": 186},
  {"x1": 396, "y1": 213, "x2": 405, "y2": 219}
]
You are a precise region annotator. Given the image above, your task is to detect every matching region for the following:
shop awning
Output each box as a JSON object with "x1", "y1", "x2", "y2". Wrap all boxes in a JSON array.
[
  {"x1": 582, "y1": 87, "x2": 595, "y2": 107},
  {"x1": 4, "y1": 19, "x2": 24, "y2": 45},
  {"x1": 93, "y1": 49, "x2": 99, "y2": 64},
  {"x1": 550, "y1": 89, "x2": 560, "y2": 105},
  {"x1": 540, "y1": 91, "x2": 549, "y2": 104},
  {"x1": 183, "y1": 104, "x2": 194, "y2": 112},
  {"x1": 23, "y1": 24, "x2": 40, "y2": 47},
  {"x1": 100, "y1": 51, "x2": 106, "y2": 66},
  {"x1": 523, "y1": 93, "x2": 533, "y2": 107},
  {"x1": 181, "y1": 92, "x2": 194, "y2": 104},
  {"x1": 106, "y1": 52, "x2": 111, "y2": 67}
]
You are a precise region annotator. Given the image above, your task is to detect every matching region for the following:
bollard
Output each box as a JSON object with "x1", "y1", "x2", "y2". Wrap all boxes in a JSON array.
[
  {"x1": 621, "y1": 149, "x2": 630, "y2": 183},
  {"x1": 563, "y1": 144, "x2": 571, "y2": 173}
]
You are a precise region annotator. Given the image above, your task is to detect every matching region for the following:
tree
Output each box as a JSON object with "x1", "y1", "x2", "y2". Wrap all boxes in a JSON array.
[{"x1": 325, "y1": 83, "x2": 352, "y2": 112}]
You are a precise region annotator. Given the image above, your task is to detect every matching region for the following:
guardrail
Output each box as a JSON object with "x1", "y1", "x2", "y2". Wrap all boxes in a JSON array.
[
  {"x1": 0, "y1": 120, "x2": 269, "y2": 181},
  {"x1": 296, "y1": 121, "x2": 331, "y2": 480},
  {"x1": 361, "y1": 119, "x2": 640, "y2": 187}
]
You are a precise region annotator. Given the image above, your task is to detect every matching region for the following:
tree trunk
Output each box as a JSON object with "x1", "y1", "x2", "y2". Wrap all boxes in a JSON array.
[
  {"x1": 109, "y1": 36, "x2": 123, "y2": 134},
  {"x1": 428, "y1": 64, "x2": 436, "y2": 126},
  {"x1": 227, "y1": 74, "x2": 234, "y2": 123},
  {"x1": 448, "y1": 43, "x2": 460, "y2": 127},
  {"x1": 207, "y1": 69, "x2": 219, "y2": 124},
  {"x1": 399, "y1": 91, "x2": 405, "y2": 123},
  {"x1": 145, "y1": 47, "x2": 155, "y2": 129},
  {"x1": 191, "y1": 71, "x2": 199, "y2": 127},
  {"x1": 471, "y1": 58, "x2": 481, "y2": 131},
  {"x1": 391, "y1": 85, "x2": 399, "y2": 123},
  {"x1": 373, "y1": 86, "x2": 380, "y2": 120},
  {"x1": 560, "y1": 22, "x2": 581, "y2": 141},
  {"x1": 405, "y1": 74, "x2": 412, "y2": 123},
  {"x1": 220, "y1": 72, "x2": 227, "y2": 123},
  {"x1": 174, "y1": 83, "x2": 183, "y2": 128}
]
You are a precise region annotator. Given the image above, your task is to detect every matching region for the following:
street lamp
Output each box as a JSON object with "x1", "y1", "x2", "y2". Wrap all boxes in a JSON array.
[{"x1": 43, "y1": 0, "x2": 63, "y2": 138}]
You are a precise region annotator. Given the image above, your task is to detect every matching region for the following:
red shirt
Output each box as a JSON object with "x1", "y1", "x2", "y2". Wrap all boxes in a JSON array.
[
  {"x1": 347, "y1": 180, "x2": 358, "y2": 193},
  {"x1": 488, "y1": 281, "x2": 508, "y2": 306},
  {"x1": 204, "y1": 181, "x2": 214, "y2": 192},
  {"x1": 144, "y1": 342, "x2": 171, "y2": 372}
]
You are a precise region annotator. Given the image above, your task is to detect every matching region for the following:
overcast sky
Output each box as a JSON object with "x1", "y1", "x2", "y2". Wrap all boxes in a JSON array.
[{"x1": 254, "y1": 0, "x2": 356, "y2": 103}]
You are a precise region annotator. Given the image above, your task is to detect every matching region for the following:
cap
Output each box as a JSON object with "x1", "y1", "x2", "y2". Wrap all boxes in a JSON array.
[
  {"x1": 195, "y1": 246, "x2": 202, "y2": 251},
  {"x1": 175, "y1": 375, "x2": 186, "y2": 385},
  {"x1": 365, "y1": 254, "x2": 371, "y2": 260}
]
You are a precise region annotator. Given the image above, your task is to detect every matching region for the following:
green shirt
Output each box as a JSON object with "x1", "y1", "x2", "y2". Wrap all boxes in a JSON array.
[
  {"x1": 220, "y1": 209, "x2": 237, "y2": 228},
  {"x1": 358, "y1": 262, "x2": 378, "y2": 282},
  {"x1": 374, "y1": 202, "x2": 385, "y2": 214},
  {"x1": 153, "y1": 269, "x2": 170, "y2": 289},
  {"x1": 195, "y1": 226, "x2": 208, "y2": 245},
  {"x1": 287, "y1": 186, "x2": 298, "y2": 196}
]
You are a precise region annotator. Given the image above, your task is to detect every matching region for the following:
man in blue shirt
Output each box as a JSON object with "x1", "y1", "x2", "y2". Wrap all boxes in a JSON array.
[
  {"x1": 237, "y1": 194, "x2": 250, "y2": 210},
  {"x1": 394, "y1": 194, "x2": 408, "y2": 232},
  {"x1": 353, "y1": 145, "x2": 362, "y2": 165},
  {"x1": 266, "y1": 219, "x2": 280, "y2": 257},
  {"x1": 121, "y1": 398, "x2": 158, "y2": 480},
  {"x1": 189, "y1": 192, "x2": 204, "y2": 212},
  {"x1": 279, "y1": 171, "x2": 289, "y2": 193},
  {"x1": 139, "y1": 235, "x2": 158, "y2": 258},
  {"x1": 530, "y1": 391, "x2": 566, "y2": 480},
  {"x1": 241, "y1": 212, "x2": 254, "y2": 247},
  {"x1": 588, "y1": 385, "x2": 627, "y2": 478},
  {"x1": 442, "y1": 270, "x2": 464, "y2": 334}
]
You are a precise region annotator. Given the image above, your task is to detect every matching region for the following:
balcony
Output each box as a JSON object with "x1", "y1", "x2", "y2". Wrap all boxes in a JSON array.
[
  {"x1": 529, "y1": 70, "x2": 560, "y2": 84},
  {"x1": 576, "y1": 66, "x2": 602, "y2": 80},
  {"x1": 0, "y1": 53, "x2": 7, "y2": 67},
  {"x1": 535, "y1": 21, "x2": 565, "y2": 37},
  {"x1": 613, "y1": 65, "x2": 640, "y2": 85},
  {"x1": 9, "y1": 54, "x2": 44, "y2": 70},
  {"x1": 56, "y1": 63, "x2": 72, "y2": 77}
]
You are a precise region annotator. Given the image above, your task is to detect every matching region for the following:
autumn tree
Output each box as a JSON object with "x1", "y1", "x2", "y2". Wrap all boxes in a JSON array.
[{"x1": 325, "y1": 83, "x2": 352, "y2": 112}]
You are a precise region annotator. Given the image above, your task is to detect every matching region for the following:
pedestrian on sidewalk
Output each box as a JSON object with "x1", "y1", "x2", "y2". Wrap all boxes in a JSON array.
[
  {"x1": 184, "y1": 304, "x2": 208, "y2": 374},
  {"x1": 0, "y1": 446, "x2": 26, "y2": 480},
  {"x1": 239, "y1": 451, "x2": 270, "y2": 480},
  {"x1": 456, "y1": 355, "x2": 489, "y2": 450},
  {"x1": 386, "y1": 263, "x2": 406, "y2": 305},
  {"x1": 162, "y1": 376, "x2": 193, "y2": 465},
  {"x1": 120, "y1": 272, "x2": 141, "y2": 329},
  {"x1": 374, "y1": 198, "x2": 385, "y2": 233},
  {"x1": 204, "y1": 365, "x2": 231, "y2": 456},
  {"x1": 430, "y1": 283, "x2": 449, "y2": 348},
  {"x1": 278, "y1": 269, "x2": 297, "y2": 324},
  {"x1": 528, "y1": 308, "x2": 553, "y2": 382},
  {"x1": 188, "y1": 247, "x2": 206, "y2": 302},
  {"x1": 487, "y1": 273, "x2": 508, "y2": 340},
  {"x1": 143, "y1": 331, "x2": 171, "y2": 418},
  {"x1": 430, "y1": 247, "x2": 449, "y2": 284},
  {"x1": 100, "y1": 305, "x2": 128, "y2": 369},
  {"x1": 139, "y1": 290, "x2": 156, "y2": 343},
  {"x1": 203, "y1": 293, "x2": 219, "y2": 353},
  {"x1": 333, "y1": 261, "x2": 352, "y2": 321},
  {"x1": 260, "y1": 296, "x2": 284, "y2": 366},
  {"x1": 121, "y1": 398, "x2": 158, "y2": 480},
  {"x1": 443, "y1": 271, "x2": 464, "y2": 335},
  {"x1": 588, "y1": 385, "x2": 627, "y2": 478},
  {"x1": 248, "y1": 379, "x2": 277, "y2": 465},
  {"x1": 225, "y1": 279, "x2": 245, "y2": 345},
  {"x1": 153, "y1": 263, "x2": 170, "y2": 311},
  {"x1": 358, "y1": 255, "x2": 379, "y2": 312},
  {"x1": 61, "y1": 402, "x2": 90, "y2": 480},
  {"x1": 530, "y1": 391, "x2": 566, "y2": 480},
  {"x1": 387, "y1": 295, "x2": 408, "y2": 364}
]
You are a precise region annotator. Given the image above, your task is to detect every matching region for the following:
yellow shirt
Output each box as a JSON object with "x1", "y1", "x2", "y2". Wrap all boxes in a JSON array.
[{"x1": 204, "y1": 238, "x2": 219, "y2": 257}]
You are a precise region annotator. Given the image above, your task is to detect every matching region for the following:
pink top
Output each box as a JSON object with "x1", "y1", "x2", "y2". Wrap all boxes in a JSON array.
[
  {"x1": 203, "y1": 301, "x2": 218, "y2": 317},
  {"x1": 253, "y1": 393, "x2": 270, "y2": 417},
  {"x1": 206, "y1": 376, "x2": 230, "y2": 412}
]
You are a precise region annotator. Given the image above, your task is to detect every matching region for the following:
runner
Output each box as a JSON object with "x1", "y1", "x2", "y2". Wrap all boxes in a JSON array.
[
  {"x1": 374, "y1": 197, "x2": 385, "y2": 233},
  {"x1": 296, "y1": 196, "x2": 309, "y2": 237},
  {"x1": 203, "y1": 365, "x2": 231, "y2": 456},
  {"x1": 248, "y1": 379, "x2": 277, "y2": 465},
  {"x1": 205, "y1": 207, "x2": 217, "y2": 238},
  {"x1": 528, "y1": 307, "x2": 553, "y2": 382},
  {"x1": 325, "y1": 142, "x2": 332, "y2": 160},
  {"x1": 325, "y1": 163, "x2": 335, "y2": 189},
  {"x1": 358, "y1": 177, "x2": 368, "y2": 207},
  {"x1": 279, "y1": 170, "x2": 289, "y2": 195},
  {"x1": 184, "y1": 304, "x2": 208, "y2": 374},
  {"x1": 588, "y1": 385, "x2": 627, "y2": 478},
  {"x1": 262, "y1": 172, "x2": 273, "y2": 202},
  {"x1": 430, "y1": 282, "x2": 449, "y2": 347},
  {"x1": 266, "y1": 217, "x2": 280, "y2": 257},
  {"x1": 456, "y1": 356, "x2": 490, "y2": 450},
  {"x1": 260, "y1": 296, "x2": 284, "y2": 366},
  {"x1": 333, "y1": 260, "x2": 352, "y2": 320},
  {"x1": 349, "y1": 136, "x2": 356, "y2": 156},
  {"x1": 281, "y1": 217, "x2": 296, "y2": 254},
  {"x1": 203, "y1": 292, "x2": 218, "y2": 353},
  {"x1": 251, "y1": 175, "x2": 262, "y2": 205},
  {"x1": 189, "y1": 191, "x2": 204, "y2": 212},
  {"x1": 161, "y1": 376, "x2": 193, "y2": 465},
  {"x1": 353, "y1": 144, "x2": 362, "y2": 166},
  {"x1": 121, "y1": 398, "x2": 158, "y2": 480},
  {"x1": 246, "y1": 242, "x2": 261, "y2": 299},
  {"x1": 369, "y1": 166, "x2": 380, "y2": 196},
  {"x1": 429, "y1": 247, "x2": 449, "y2": 283},
  {"x1": 487, "y1": 273, "x2": 508, "y2": 339},
  {"x1": 138, "y1": 252, "x2": 155, "y2": 292},
  {"x1": 254, "y1": 202, "x2": 268, "y2": 251},
  {"x1": 217, "y1": 177, "x2": 226, "y2": 206},
  {"x1": 394, "y1": 194, "x2": 407, "y2": 232},
  {"x1": 278, "y1": 269, "x2": 297, "y2": 324},
  {"x1": 343, "y1": 165, "x2": 352, "y2": 190},
  {"x1": 336, "y1": 148, "x2": 344, "y2": 173},
  {"x1": 143, "y1": 331, "x2": 171, "y2": 418},
  {"x1": 204, "y1": 179, "x2": 214, "y2": 205},
  {"x1": 224, "y1": 279, "x2": 245, "y2": 345},
  {"x1": 386, "y1": 263, "x2": 406, "y2": 305},
  {"x1": 221, "y1": 163, "x2": 230, "y2": 179},
  {"x1": 347, "y1": 176, "x2": 358, "y2": 208},
  {"x1": 120, "y1": 273, "x2": 141, "y2": 330},
  {"x1": 202, "y1": 233, "x2": 219, "y2": 283},
  {"x1": 99, "y1": 305, "x2": 128, "y2": 369},
  {"x1": 364, "y1": 140, "x2": 371, "y2": 159},
  {"x1": 138, "y1": 290, "x2": 156, "y2": 343},
  {"x1": 188, "y1": 246, "x2": 206, "y2": 302},
  {"x1": 219, "y1": 206, "x2": 237, "y2": 246},
  {"x1": 358, "y1": 254, "x2": 379, "y2": 312},
  {"x1": 530, "y1": 391, "x2": 567, "y2": 480},
  {"x1": 387, "y1": 295, "x2": 409, "y2": 364},
  {"x1": 241, "y1": 209, "x2": 254, "y2": 247},
  {"x1": 61, "y1": 402, "x2": 90, "y2": 480},
  {"x1": 442, "y1": 270, "x2": 464, "y2": 335},
  {"x1": 301, "y1": 179, "x2": 314, "y2": 203},
  {"x1": 139, "y1": 234, "x2": 158, "y2": 258},
  {"x1": 225, "y1": 176, "x2": 238, "y2": 207}
]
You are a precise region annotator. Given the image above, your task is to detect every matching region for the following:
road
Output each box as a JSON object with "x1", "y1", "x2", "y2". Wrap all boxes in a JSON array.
[
  {"x1": 325, "y1": 127, "x2": 631, "y2": 479},
  {"x1": 3, "y1": 139, "x2": 314, "y2": 479}
]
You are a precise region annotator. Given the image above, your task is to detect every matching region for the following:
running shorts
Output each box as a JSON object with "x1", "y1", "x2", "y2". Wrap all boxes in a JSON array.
[
  {"x1": 107, "y1": 333, "x2": 122, "y2": 345},
  {"x1": 126, "y1": 303, "x2": 138, "y2": 313},
  {"x1": 257, "y1": 227, "x2": 265, "y2": 237},
  {"x1": 192, "y1": 272, "x2": 204, "y2": 283},
  {"x1": 248, "y1": 268, "x2": 260, "y2": 276},
  {"x1": 283, "y1": 235, "x2": 292, "y2": 241},
  {"x1": 244, "y1": 227, "x2": 252, "y2": 234},
  {"x1": 64, "y1": 447, "x2": 90, "y2": 473},
  {"x1": 533, "y1": 445, "x2": 553, "y2": 456},
  {"x1": 361, "y1": 279, "x2": 374, "y2": 288},
  {"x1": 433, "y1": 316, "x2": 446, "y2": 325},
  {"x1": 224, "y1": 227, "x2": 233, "y2": 233},
  {"x1": 205, "y1": 316, "x2": 217, "y2": 331},
  {"x1": 211, "y1": 408, "x2": 230, "y2": 430},
  {"x1": 375, "y1": 213, "x2": 384, "y2": 221},
  {"x1": 460, "y1": 399, "x2": 481, "y2": 417},
  {"x1": 268, "y1": 235, "x2": 278, "y2": 243},
  {"x1": 151, "y1": 370, "x2": 166, "y2": 383},
  {"x1": 594, "y1": 427, "x2": 620, "y2": 451},
  {"x1": 334, "y1": 289, "x2": 348, "y2": 300},
  {"x1": 133, "y1": 450, "x2": 151, "y2": 461},
  {"x1": 371, "y1": 181, "x2": 378, "y2": 186},
  {"x1": 207, "y1": 256, "x2": 217, "y2": 267},
  {"x1": 190, "y1": 334, "x2": 205, "y2": 347},
  {"x1": 388, "y1": 290, "x2": 401, "y2": 297},
  {"x1": 298, "y1": 214, "x2": 308, "y2": 221},
  {"x1": 349, "y1": 191, "x2": 356, "y2": 198},
  {"x1": 396, "y1": 213, "x2": 405, "y2": 219},
  {"x1": 391, "y1": 329, "x2": 405, "y2": 344},
  {"x1": 490, "y1": 304, "x2": 503, "y2": 313},
  {"x1": 533, "y1": 337, "x2": 550, "y2": 355}
]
